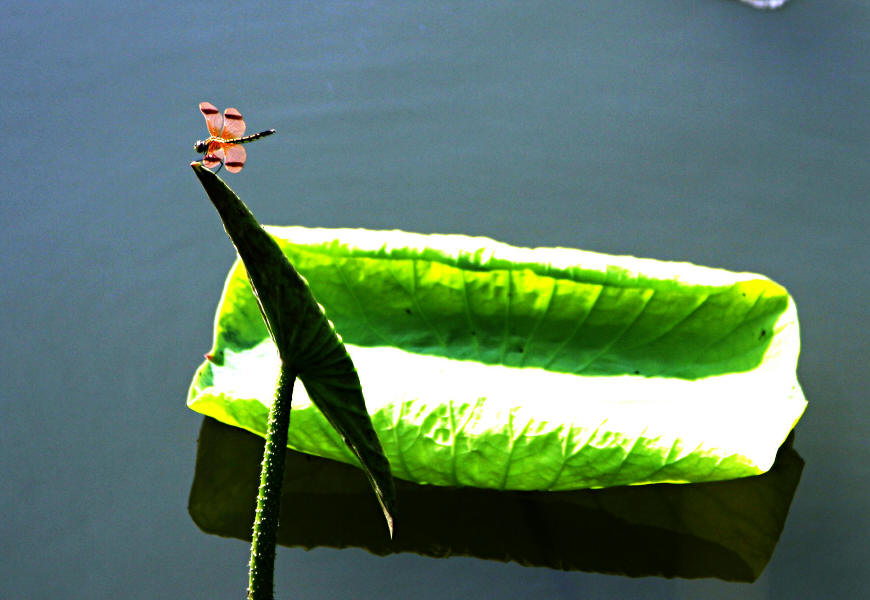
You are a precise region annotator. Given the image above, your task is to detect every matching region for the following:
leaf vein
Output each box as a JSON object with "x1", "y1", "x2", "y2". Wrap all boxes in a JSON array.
[
  {"x1": 518, "y1": 275, "x2": 557, "y2": 368},
  {"x1": 542, "y1": 284, "x2": 604, "y2": 370},
  {"x1": 572, "y1": 288, "x2": 657, "y2": 373},
  {"x1": 331, "y1": 259, "x2": 392, "y2": 346}
]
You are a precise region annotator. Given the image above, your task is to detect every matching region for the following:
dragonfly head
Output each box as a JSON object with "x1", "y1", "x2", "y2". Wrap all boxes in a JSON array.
[{"x1": 194, "y1": 139, "x2": 209, "y2": 154}]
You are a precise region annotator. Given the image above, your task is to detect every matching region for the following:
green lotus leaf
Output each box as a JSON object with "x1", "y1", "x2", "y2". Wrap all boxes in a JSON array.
[{"x1": 188, "y1": 226, "x2": 806, "y2": 490}]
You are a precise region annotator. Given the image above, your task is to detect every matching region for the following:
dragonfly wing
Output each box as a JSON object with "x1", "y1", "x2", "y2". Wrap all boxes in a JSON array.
[
  {"x1": 224, "y1": 144, "x2": 247, "y2": 173},
  {"x1": 221, "y1": 107, "x2": 246, "y2": 139},
  {"x1": 202, "y1": 141, "x2": 225, "y2": 168},
  {"x1": 199, "y1": 102, "x2": 224, "y2": 137}
]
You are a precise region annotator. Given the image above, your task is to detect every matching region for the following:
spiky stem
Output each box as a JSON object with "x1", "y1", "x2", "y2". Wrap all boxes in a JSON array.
[{"x1": 247, "y1": 366, "x2": 295, "y2": 600}]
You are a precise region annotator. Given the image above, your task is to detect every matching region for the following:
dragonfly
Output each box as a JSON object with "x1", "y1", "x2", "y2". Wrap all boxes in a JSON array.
[{"x1": 194, "y1": 101, "x2": 275, "y2": 173}]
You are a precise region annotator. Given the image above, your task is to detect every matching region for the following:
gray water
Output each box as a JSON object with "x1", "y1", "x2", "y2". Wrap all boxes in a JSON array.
[{"x1": 2, "y1": 1, "x2": 868, "y2": 598}]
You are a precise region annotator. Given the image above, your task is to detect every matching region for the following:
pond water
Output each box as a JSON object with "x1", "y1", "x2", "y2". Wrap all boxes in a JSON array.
[{"x1": 2, "y1": 1, "x2": 868, "y2": 598}]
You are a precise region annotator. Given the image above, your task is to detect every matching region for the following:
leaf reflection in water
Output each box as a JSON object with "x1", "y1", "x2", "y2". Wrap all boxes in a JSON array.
[{"x1": 189, "y1": 417, "x2": 803, "y2": 583}]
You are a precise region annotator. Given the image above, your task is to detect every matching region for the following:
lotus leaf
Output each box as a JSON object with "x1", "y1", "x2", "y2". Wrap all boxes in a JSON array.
[{"x1": 188, "y1": 227, "x2": 806, "y2": 490}]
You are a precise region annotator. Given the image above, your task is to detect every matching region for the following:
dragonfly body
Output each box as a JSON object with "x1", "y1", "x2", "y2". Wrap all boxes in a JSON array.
[{"x1": 194, "y1": 102, "x2": 275, "y2": 173}]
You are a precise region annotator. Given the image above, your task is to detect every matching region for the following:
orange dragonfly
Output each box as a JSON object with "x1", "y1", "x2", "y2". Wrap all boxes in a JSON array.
[{"x1": 194, "y1": 102, "x2": 275, "y2": 173}]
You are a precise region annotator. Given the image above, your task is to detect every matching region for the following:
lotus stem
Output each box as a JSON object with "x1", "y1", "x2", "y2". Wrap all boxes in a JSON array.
[{"x1": 247, "y1": 366, "x2": 295, "y2": 600}]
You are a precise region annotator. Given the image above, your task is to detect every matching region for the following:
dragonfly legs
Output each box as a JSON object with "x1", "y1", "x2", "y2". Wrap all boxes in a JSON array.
[{"x1": 203, "y1": 154, "x2": 224, "y2": 174}]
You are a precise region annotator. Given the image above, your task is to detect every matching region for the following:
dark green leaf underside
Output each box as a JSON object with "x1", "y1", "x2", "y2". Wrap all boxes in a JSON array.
[{"x1": 191, "y1": 165, "x2": 395, "y2": 530}]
